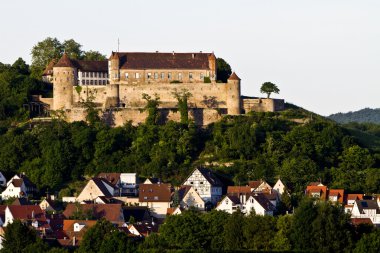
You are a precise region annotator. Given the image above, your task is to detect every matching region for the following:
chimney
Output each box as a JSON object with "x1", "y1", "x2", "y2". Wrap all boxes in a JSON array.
[
  {"x1": 172, "y1": 51, "x2": 175, "y2": 55},
  {"x1": 73, "y1": 236, "x2": 76, "y2": 246},
  {"x1": 192, "y1": 53, "x2": 195, "y2": 59}
]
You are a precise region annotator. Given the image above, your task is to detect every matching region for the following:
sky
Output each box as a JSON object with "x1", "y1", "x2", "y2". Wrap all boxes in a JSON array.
[{"x1": 0, "y1": 0, "x2": 379, "y2": 116}]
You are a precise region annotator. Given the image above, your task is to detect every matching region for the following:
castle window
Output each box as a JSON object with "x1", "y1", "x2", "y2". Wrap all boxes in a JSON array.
[
  {"x1": 95, "y1": 80, "x2": 98, "y2": 85},
  {"x1": 82, "y1": 80, "x2": 85, "y2": 85},
  {"x1": 154, "y1": 72, "x2": 158, "y2": 79},
  {"x1": 200, "y1": 73, "x2": 204, "y2": 80},
  {"x1": 86, "y1": 72, "x2": 89, "y2": 77},
  {"x1": 90, "y1": 72, "x2": 93, "y2": 78},
  {"x1": 135, "y1": 73, "x2": 140, "y2": 79},
  {"x1": 178, "y1": 73, "x2": 182, "y2": 80},
  {"x1": 168, "y1": 72, "x2": 172, "y2": 80},
  {"x1": 189, "y1": 72, "x2": 193, "y2": 79},
  {"x1": 86, "y1": 80, "x2": 89, "y2": 85},
  {"x1": 161, "y1": 72, "x2": 165, "y2": 79},
  {"x1": 90, "y1": 80, "x2": 93, "y2": 85},
  {"x1": 82, "y1": 72, "x2": 85, "y2": 77},
  {"x1": 125, "y1": 73, "x2": 129, "y2": 79},
  {"x1": 147, "y1": 73, "x2": 152, "y2": 79}
]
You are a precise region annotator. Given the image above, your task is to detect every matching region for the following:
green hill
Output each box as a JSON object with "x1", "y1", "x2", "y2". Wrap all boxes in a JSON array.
[{"x1": 328, "y1": 108, "x2": 380, "y2": 124}]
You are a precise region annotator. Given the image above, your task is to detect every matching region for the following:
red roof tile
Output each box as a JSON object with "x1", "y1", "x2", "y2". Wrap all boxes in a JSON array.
[
  {"x1": 55, "y1": 53, "x2": 75, "y2": 68},
  {"x1": 63, "y1": 204, "x2": 123, "y2": 222},
  {"x1": 228, "y1": 72, "x2": 240, "y2": 81},
  {"x1": 227, "y1": 186, "x2": 251, "y2": 194},
  {"x1": 139, "y1": 184, "x2": 172, "y2": 202}
]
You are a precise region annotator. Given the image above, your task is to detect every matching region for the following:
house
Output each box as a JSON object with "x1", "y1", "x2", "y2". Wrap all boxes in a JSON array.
[
  {"x1": 94, "y1": 196, "x2": 124, "y2": 204},
  {"x1": 305, "y1": 185, "x2": 328, "y2": 200},
  {"x1": 143, "y1": 178, "x2": 161, "y2": 184},
  {"x1": 139, "y1": 184, "x2": 172, "y2": 218},
  {"x1": 0, "y1": 173, "x2": 6, "y2": 187},
  {"x1": 226, "y1": 186, "x2": 252, "y2": 205},
  {"x1": 327, "y1": 189, "x2": 344, "y2": 204},
  {"x1": 182, "y1": 168, "x2": 223, "y2": 205},
  {"x1": 4, "y1": 205, "x2": 50, "y2": 231},
  {"x1": 351, "y1": 200, "x2": 380, "y2": 225},
  {"x1": 248, "y1": 180, "x2": 272, "y2": 193},
  {"x1": 344, "y1": 194, "x2": 364, "y2": 213},
  {"x1": 76, "y1": 178, "x2": 116, "y2": 202},
  {"x1": 97, "y1": 172, "x2": 139, "y2": 196},
  {"x1": 177, "y1": 185, "x2": 205, "y2": 210},
  {"x1": 39, "y1": 198, "x2": 57, "y2": 212},
  {"x1": 263, "y1": 191, "x2": 280, "y2": 207},
  {"x1": 273, "y1": 179, "x2": 287, "y2": 195},
  {"x1": 216, "y1": 195, "x2": 243, "y2": 214},
  {"x1": 245, "y1": 193, "x2": 275, "y2": 216},
  {"x1": 1, "y1": 174, "x2": 37, "y2": 200},
  {"x1": 58, "y1": 220, "x2": 97, "y2": 247},
  {"x1": 63, "y1": 203, "x2": 124, "y2": 224},
  {"x1": 127, "y1": 222, "x2": 158, "y2": 237}
]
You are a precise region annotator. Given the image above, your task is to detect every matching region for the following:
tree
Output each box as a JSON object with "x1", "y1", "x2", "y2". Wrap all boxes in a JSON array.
[
  {"x1": 1, "y1": 220, "x2": 40, "y2": 253},
  {"x1": 260, "y1": 82, "x2": 280, "y2": 98},
  {"x1": 78, "y1": 219, "x2": 115, "y2": 253},
  {"x1": 62, "y1": 39, "x2": 83, "y2": 59},
  {"x1": 216, "y1": 58, "x2": 232, "y2": 83},
  {"x1": 223, "y1": 210, "x2": 245, "y2": 250},
  {"x1": 83, "y1": 50, "x2": 107, "y2": 61},
  {"x1": 354, "y1": 229, "x2": 380, "y2": 253},
  {"x1": 243, "y1": 214, "x2": 276, "y2": 250},
  {"x1": 172, "y1": 89, "x2": 192, "y2": 124},
  {"x1": 142, "y1": 93, "x2": 160, "y2": 125},
  {"x1": 30, "y1": 37, "x2": 63, "y2": 78}
]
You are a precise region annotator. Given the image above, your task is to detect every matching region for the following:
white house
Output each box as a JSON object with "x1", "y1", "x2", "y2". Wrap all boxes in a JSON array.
[
  {"x1": 0, "y1": 173, "x2": 6, "y2": 187},
  {"x1": 183, "y1": 168, "x2": 223, "y2": 205},
  {"x1": 249, "y1": 180, "x2": 272, "y2": 193},
  {"x1": 245, "y1": 193, "x2": 275, "y2": 216},
  {"x1": 76, "y1": 178, "x2": 116, "y2": 202},
  {"x1": 178, "y1": 185, "x2": 205, "y2": 210},
  {"x1": 139, "y1": 183, "x2": 172, "y2": 218},
  {"x1": 216, "y1": 195, "x2": 244, "y2": 214},
  {"x1": 351, "y1": 199, "x2": 380, "y2": 225},
  {"x1": 273, "y1": 179, "x2": 286, "y2": 195},
  {"x1": 97, "y1": 172, "x2": 139, "y2": 196},
  {"x1": 1, "y1": 175, "x2": 36, "y2": 200}
]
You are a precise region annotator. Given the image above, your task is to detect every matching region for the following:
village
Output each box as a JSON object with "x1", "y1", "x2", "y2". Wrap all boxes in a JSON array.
[{"x1": 0, "y1": 168, "x2": 378, "y2": 250}]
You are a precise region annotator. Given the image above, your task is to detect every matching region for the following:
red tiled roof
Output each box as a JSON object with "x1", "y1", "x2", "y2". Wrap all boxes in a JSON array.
[
  {"x1": 346, "y1": 194, "x2": 364, "y2": 201},
  {"x1": 227, "y1": 186, "x2": 251, "y2": 194},
  {"x1": 248, "y1": 181, "x2": 262, "y2": 189},
  {"x1": 328, "y1": 189, "x2": 344, "y2": 203},
  {"x1": 8, "y1": 205, "x2": 45, "y2": 220},
  {"x1": 351, "y1": 218, "x2": 373, "y2": 226},
  {"x1": 63, "y1": 204, "x2": 123, "y2": 222},
  {"x1": 97, "y1": 173, "x2": 121, "y2": 186},
  {"x1": 139, "y1": 184, "x2": 172, "y2": 202},
  {"x1": 306, "y1": 185, "x2": 328, "y2": 200},
  {"x1": 73, "y1": 60, "x2": 108, "y2": 72},
  {"x1": 114, "y1": 52, "x2": 212, "y2": 70},
  {"x1": 228, "y1": 72, "x2": 240, "y2": 81},
  {"x1": 42, "y1": 59, "x2": 56, "y2": 76},
  {"x1": 55, "y1": 53, "x2": 75, "y2": 68}
]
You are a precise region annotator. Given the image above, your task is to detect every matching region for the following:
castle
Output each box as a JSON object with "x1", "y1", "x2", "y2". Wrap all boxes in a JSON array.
[{"x1": 40, "y1": 51, "x2": 284, "y2": 126}]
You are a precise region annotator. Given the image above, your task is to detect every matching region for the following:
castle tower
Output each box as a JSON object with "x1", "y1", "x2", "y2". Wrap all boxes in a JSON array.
[
  {"x1": 53, "y1": 53, "x2": 76, "y2": 110},
  {"x1": 226, "y1": 72, "x2": 241, "y2": 115},
  {"x1": 208, "y1": 53, "x2": 217, "y2": 81},
  {"x1": 109, "y1": 52, "x2": 120, "y2": 84}
]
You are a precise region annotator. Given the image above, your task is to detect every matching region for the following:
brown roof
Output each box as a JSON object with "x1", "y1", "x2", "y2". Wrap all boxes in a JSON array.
[
  {"x1": 7, "y1": 205, "x2": 48, "y2": 228},
  {"x1": 350, "y1": 218, "x2": 373, "y2": 226},
  {"x1": 114, "y1": 52, "x2": 213, "y2": 70},
  {"x1": 128, "y1": 222, "x2": 158, "y2": 237},
  {"x1": 139, "y1": 184, "x2": 172, "y2": 202},
  {"x1": 55, "y1": 53, "x2": 75, "y2": 68},
  {"x1": 248, "y1": 181, "x2": 262, "y2": 189},
  {"x1": 11, "y1": 179, "x2": 23, "y2": 187},
  {"x1": 60, "y1": 220, "x2": 97, "y2": 246},
  {"x1": 42, "y1": 59, "x2": 56, "y2": 76},
  {"x1": 227, "y1": 186, "x2": 252, "y2": 194},
  {"x1": 346, "y1": 194, "x2": 364, "y2": 201},
  {"x1": 72, "y1": 60, "x2": 108, "y2": 72},
  {"x1": 228, "y1": 72, "x2": 240, "y2": 81},
  {"x1": 328, "y1": 189, "x2": 344, "y2": 203},
  {"x1": 250, "y1": 193, "x2": 275, "y2": 211},
  {"x1": 97, "y1": 173, "x2": 121, "y2": 186},
  {"x1": 91, "y1": 178, "x2": 115, "y2": 197},
  {"x1": 63, "y1": 204, "x2": 123, "y2": 222},
  {"x1": 306, "y1": 185, "x2": 328, "y2": 200}
]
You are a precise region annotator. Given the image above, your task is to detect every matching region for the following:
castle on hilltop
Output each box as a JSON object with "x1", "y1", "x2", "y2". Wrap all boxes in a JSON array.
[{"x1": 39, "y1": 51, "x2": 284, "y2": 126}]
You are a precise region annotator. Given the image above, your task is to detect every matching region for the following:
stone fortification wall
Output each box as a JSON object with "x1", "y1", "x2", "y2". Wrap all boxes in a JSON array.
[
  {"x1": 243, "y1": 98, "x2": 285, "y2": 113},
  {"x1": 72, "y1": 86, "x2": 107, "y2": 105},
  {"x1": 65, "y1": 107, "x2": 222, "y2": 126},
  {"x1": 118, "y1": 82, "x2": 228, "y2": 109}
]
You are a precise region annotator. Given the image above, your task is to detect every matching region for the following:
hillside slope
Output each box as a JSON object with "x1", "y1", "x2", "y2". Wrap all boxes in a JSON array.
[{"x1": 329, "y1": 108, "x2": 380, "y2": 124}]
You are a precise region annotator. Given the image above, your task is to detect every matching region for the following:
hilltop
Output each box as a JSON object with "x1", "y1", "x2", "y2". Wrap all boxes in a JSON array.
[{"x1": 328, "y1": 108, "x2": 380, "y2": 124}]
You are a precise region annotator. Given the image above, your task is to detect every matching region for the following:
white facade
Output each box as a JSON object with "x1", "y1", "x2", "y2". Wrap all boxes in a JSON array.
[
  {"x1": 139, "y1": 201, "x2": 171, "y2": 219},
  {"x1": 245, "y1": 195, "x2": 274, "y2": 216},
  {"x1": 216, "y1": 196, "x2": 242, "y2": 214},
  {"x1": 180, "y1": 186, "x2": 205, "y2": 210},
  {"x1": 273, "y1": 179, "x2": 286, "y2": 195},
  {"x1": 119, "y1": 173, "x2": 138, "y2": 196},
  {"x1": 1, "y1": 175, "x2": 26, "y2": 200},
  {"x1": 351, "y1": 200, "x2": 380, "y2": 225},
  {"x1": 183, "y1": 168, "x2": 222, "y2": 205},
  {"x1": 76, "y1": 179, "x2": 115, "y2": 202},
  {"x1": 78, "y1": 71, "x2": 108, "y2": 86}
]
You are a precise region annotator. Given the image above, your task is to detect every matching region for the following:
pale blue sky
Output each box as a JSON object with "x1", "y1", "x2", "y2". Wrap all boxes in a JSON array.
[{"x1": 1, "y1": 0, "x2": 379, "y2": 115}]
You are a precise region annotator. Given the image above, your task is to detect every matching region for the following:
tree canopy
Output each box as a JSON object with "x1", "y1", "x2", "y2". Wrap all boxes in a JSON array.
[{"x1": 260, "y1": 82, "x2": 280, "y2": 98}]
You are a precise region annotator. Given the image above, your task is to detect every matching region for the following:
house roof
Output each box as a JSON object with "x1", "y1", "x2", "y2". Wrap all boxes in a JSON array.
[
  {"x1": 42, "y1": 59, "x2": 56, "y2": 76},
  {"x1": 113, "y1": 52, "x2": 213, "y2": 70},
  {"x1": 226, "y1": 195, "x2": 241, "y2": 205},
  {"x1": 144, "y1": 178, "x2": 161, "y2": 184},
  {"x1": 228, "y1": 72, "x2": 240, "y2": 81},
  {"x1": 350, "y1": 218, "x2": 373, "y2": 226},
  {"x1": 91, "y1": 178, "x2": 115, "y2": 197},
  {"x1": 12, "y1": 198, "x2": 31, "y2": 205},
  {"x1": 308, "y1": 182, "x2": 324, "y2": 186},
  {"x1": 227, "y1": 186, "x2": 252, "y2": 194},
  {"x1": 139, "y1": 184, "x2": 172, "y2": 202},
  {"x1": 11, "y1": 179, "x2": 23, "y2": 187},
  {"x1": 346, "y1": 194, "x2": 364, "y2": 201},
  {"x1": 63, "y1": 204, "x2": 123, "y2": 222},
  {"x1": 97, "y1": 173, "x2": 121, "y2": 186},
  {"x1": 248, "y1": 181, "x2": 262, "y2": 189},
  {"x1": 328, "y1": 189, "x2": 344, "y2": 203},
  {"x1": 128, "y1": 222, "x2": 158, "y2": 236},
  {"x1": 60, "y1": 219, "x2": 97, "y2": 246},
  {"x1": 355, "y1": 200, "x2": 380, "y2": 214},
  {"x1": 177, "y1": 185, "x2": 192, "y2": 200},
  {"x1": 73, "y1": 60, "x2": 108, "y2": 72},
  {"x1": 250, "y1": 193, "x2": 275, "y2": 211},
  {"x1": 306, "y1": 185, "x2": 328, "y2": 200},
  {"x1": 196, "y1": 168, "x2": 223, "y2": 187},
  {"x1": 7, "y1": 205, "x2": 48, "y2": 227}
]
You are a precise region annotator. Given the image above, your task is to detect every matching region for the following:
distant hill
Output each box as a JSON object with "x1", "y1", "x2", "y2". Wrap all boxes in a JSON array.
[{"x1": 328, "y1": 108, "x2": 380, "y2": 124}]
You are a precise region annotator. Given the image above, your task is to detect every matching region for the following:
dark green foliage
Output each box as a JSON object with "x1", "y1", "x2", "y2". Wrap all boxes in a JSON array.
[
  {"x1": 260, "y1": 82, "x2": 280, "y2": 98},
  {"x1": 353, "y1": 228, "x2": 380, "y2": 253},
  {"x1": 329, "y1": 108, "x2": 380, "y2": 124},
  {"x1": 216, "y1": 58, "x2": 232, "y2": 83},
  {"x1": 142, "y1": 93, "x2": 160, "y2": 125},
  {"x1": 1, "y1": 220, "x2": 41, "y2": 253},
  {"x1": 203, "y1": 77, "x2": 211, "y2": 83},
  {"x1": 172, "y1": 89, "x2": 192, "y2": 124}
]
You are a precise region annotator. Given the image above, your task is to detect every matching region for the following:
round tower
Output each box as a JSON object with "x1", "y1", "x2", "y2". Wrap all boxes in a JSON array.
[
  {"x1": 53, "y1": 53, "x2": 76, "y2": 110},
  {"x1": 109, "y1": 52, "x2": 120, "y2": 84},
  {"x1": 226, "y1": 72, "x2": 241, "y2": 115}
]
